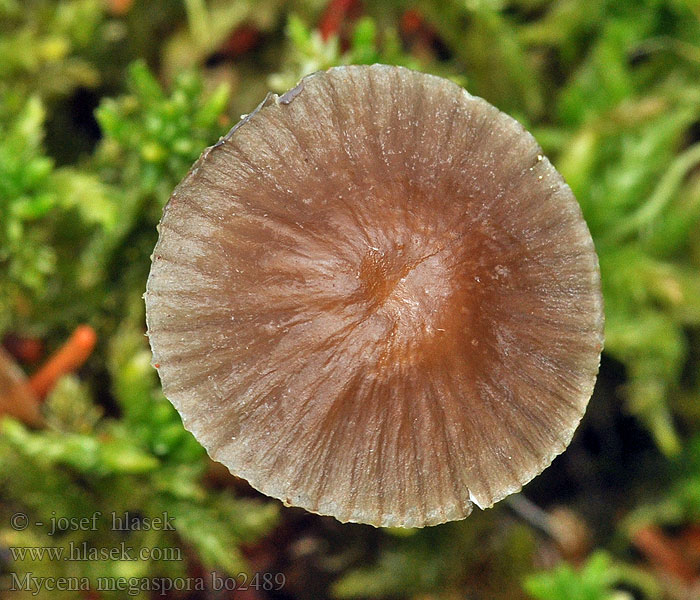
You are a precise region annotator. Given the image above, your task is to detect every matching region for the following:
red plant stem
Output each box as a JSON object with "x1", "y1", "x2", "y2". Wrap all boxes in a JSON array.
[
  {"x1": 319, "y1": 0, "x2": 362, "y2": 41},
  {"x1": 107, "y1": 0, "x2": 133, "y2": 16},
  {"x1": 401, "y1": 9, "x2": 424, "y2": 35},
  {"x1": 221, "y1": 23, "x2": 261, "y2": 57},
  {"x1": 632, "y1": 525, "x2": 697, "y2": 583},
  {"x1": 3, "y1": 334, "x2": 43, "y2": 364},
  {"x1": 28, "y1": 325, "x2": 97, "y2": 400},
  {"x1": 680, "y1": 525, "x2": 700, "y2": 556}
]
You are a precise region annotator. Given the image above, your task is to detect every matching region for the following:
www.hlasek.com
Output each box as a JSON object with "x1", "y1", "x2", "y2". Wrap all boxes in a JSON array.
[
  {"x1": 6, "y1": 572, "x2": 286, "y2": 596},
  {"x1": 9, "y1": 542, "x2": 181, "y2": 562}
]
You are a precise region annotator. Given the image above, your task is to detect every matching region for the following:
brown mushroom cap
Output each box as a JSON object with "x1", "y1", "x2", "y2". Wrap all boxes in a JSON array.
[{"x1": 145, "y1": 64, "x2": 604, "y2": 527}]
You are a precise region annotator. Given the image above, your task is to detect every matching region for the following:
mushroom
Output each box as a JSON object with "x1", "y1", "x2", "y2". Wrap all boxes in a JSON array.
[{"x1": 145, "y1": 64, "x2": 604, "y2": 528}]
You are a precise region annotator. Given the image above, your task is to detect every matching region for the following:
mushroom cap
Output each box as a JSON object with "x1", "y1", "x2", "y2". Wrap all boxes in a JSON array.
[{"x1": 145, "y1": 64, "x2": 604, "y2": 528}]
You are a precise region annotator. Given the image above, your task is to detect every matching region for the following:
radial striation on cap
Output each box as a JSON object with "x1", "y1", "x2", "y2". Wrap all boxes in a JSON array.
[{"x1": 145, "y1": 64, "x2": 604, "y2": 528}]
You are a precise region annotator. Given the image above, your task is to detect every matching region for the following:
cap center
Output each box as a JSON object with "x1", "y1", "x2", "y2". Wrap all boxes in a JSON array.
[{"x1": 356, "y1": 245, "x2": 456, "y2": 340}]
